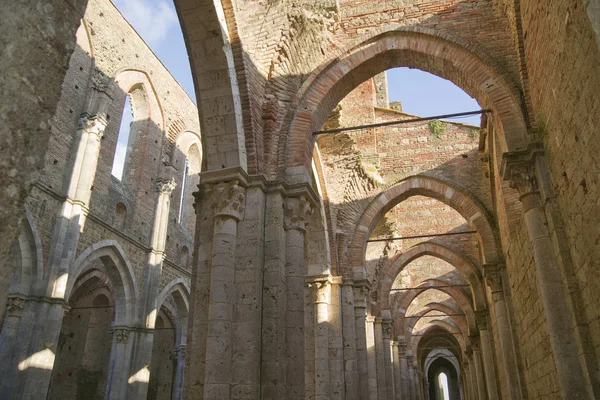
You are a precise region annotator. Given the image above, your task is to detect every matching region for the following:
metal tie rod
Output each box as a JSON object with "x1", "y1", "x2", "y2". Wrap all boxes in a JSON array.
[
  {"x1": 390, "y1": 284, "x2": 470, "y2": 292},
  {"x1": 368, "y1": 230, "x2": 477, "y2": 243},
  {"x1": 313, "y1": 109, "x2": 492, "y2": 135},
  {"x1": 404, "y1": 313, "x2": 466, "y2": 318}
]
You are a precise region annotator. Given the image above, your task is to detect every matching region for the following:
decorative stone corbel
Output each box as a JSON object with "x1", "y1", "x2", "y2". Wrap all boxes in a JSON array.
[
  {"x1": 483, "y1": 263, "x2": 505, "y2": 294},
  {"x1": 6, "y1": 296, "x2": 25, "y2": 317},
  {"x1": 77, "y1": 113, "x2": 107, "y2": 141},
  {"x1": 155, "y1": 178, "x2": 177, "y2": 195},
  {"x1": 475, "y1": 310, "x2": 489, "y2": 330}
]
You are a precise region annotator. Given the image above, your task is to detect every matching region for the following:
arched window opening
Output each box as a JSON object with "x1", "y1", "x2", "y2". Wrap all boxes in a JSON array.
[
  {"x1": 180, "y1": 246, "x2": 190, "y2": 269},
  {"x1": 178, "y1": 143, "x2": 201, "y2": 233},
  {"x1": 438, "y1": 371, "x2": 450, "y2": 400},
  {"x1": 114, "y1": 202, "x2": 127, "y2": 231},
  {"x1": 111, "y1": 95, "x2": 133, "y2": 180}
]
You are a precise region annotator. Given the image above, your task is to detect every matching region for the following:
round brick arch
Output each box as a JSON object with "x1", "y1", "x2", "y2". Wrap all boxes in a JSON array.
[
  {"x1": 347, "y1": 175, "x2": 499, "y2": 276},
  {"x1": 278, "y1": 28, "x2": 529, "y2": 182},
  {"x1": 377, "y1": 241, "x2": 486, "y2": 314}
]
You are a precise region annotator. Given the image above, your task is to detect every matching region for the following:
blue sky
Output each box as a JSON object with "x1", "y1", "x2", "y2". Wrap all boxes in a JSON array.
[{"x1": 112, "y1": 0, "x2": 480, "y2": 125}]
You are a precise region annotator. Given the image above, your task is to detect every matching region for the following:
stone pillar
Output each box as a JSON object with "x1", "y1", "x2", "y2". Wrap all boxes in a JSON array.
[
  {"x1": 307, "y1": 277, "x2": 331, "y2": 400},
  {"x1": 476, "y1": 310, "x2": 499, "y2": 400},
  {"x1": 382, "y1": 317, "x2": 395, "y2": 400},
  {"x1": 406, "y1": 353, "x2": 415, "y2": 400},
  {"x1": 328, "y1": 277, "x2": 344, "y2": 400},
  {"x1": 106, "y1": 327, "x2": 133, "y2": 400},
  {"x1": 173, "y1": 345, "x2": 186, "y2": 400},
  {"x1": 470, "y1": 338, "x2": 487, "y2": 399},
  {"x1": 128, "y1": 178, "x2": 177, "y2": 399},
  {"x1": 484, "y1": 265, "x2": 523, "y2": 399},
  {"x1": 375, "y1": 317, "x2": 387, "y2": 400},
  {"x1": 502, "y1": 146, "x2": 592, "y2": 399},
  {"x1": 202, "y1": 180, "x2": 246, "y2": 400},
  {"x1": 398, "y1": 338, "x2": 409, "y2": 399},
  {"x1": 342, "y1": 280, "x2": 358, "y2": 400},
  {"x1": 284, "y1": 196, "x2": 312, "y2": 400},
  {"x1": 392, "y1": 341, "x2": 402, "y2": 400},
  {"x1": 366, "y1": 316, "x2": 379, "y2": 400},
  {"x1": 465, "y1": 350, "x2": 478, "y2": 400},
  {"x1": 353, "y1": 276, "x2": 370, "y2": 400}
]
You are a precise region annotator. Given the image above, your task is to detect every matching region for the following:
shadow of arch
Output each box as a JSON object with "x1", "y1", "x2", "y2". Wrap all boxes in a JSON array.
[
  {"x1": 68, "y1": 240, "x2": 138, "y2": 326},
  {"x1": 279, "y1": 28, "x2": 529, "y2": 182},
  {"x1": 347, "y1": 175, "x2": 499, "y2": 274},
  {"x1": 378, "y1": 241, "x2": 485, "y2": 314}
]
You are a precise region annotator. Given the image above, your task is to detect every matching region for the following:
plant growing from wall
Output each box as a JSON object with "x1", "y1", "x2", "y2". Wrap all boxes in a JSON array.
[
  {"x1": 469, "y1": 128, "x2": 479, "y2": 140},
  {"x1": 428, "y1": 119, "x2": 446, "y2": 139}
]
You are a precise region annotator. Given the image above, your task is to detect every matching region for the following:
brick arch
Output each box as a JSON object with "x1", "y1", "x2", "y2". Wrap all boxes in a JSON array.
[
  {"x1": 405, "y1": 305, "x2": 468, "y2": 344},
  {"x1": 378, "y1": 241, "x2": 486, "y2": 314},
  {"x1": 348, "y1": 175, "x2": 499, "y2": 275},
  {"x1": 175, "y1": 0, "x2": 251, "y2": 172},
  {"x1": 415, "y1": 322, "x2": 466, "y2": 354},
  {"x1": 395, "y1": 279, "x2": 476, "y2": 336},
  {"x1": 278, "y1": 28, "x2": 528, "y2": 182}
]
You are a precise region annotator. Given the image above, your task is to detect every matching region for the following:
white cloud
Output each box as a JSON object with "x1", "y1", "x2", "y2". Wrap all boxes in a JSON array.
[{"x1": 114, "y1": 0, "x2": 178, "y2": 47}]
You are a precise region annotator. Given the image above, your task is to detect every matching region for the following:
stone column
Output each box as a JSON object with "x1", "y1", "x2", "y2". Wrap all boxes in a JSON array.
[
  {"x1": 127, "y1": 178, "x2": 176, "y2": 399},
  {"x1": 284, "y1": 196, "x2": 312, "y2": 400},
  {"x1": 203, "y1": 180, "x2": 246, "y2": 400},
  {"x1": 484, "y1": 265, "x2": 522, "y2": 399},
  {"x1": 476, "y1": 310, "x2": 499, "y2": 400},
  {"x1": 392, "y1": 342, "x2": 402, "y2": 400},
  {"x1": 353, "y1": 276, "x2": 370, "y2": 400},
  {"x1": 342, "y1": 279, "x2": 358, "y2": 400},
  {"x1": 307, "y1": 277, "x2": 331, "y2": 400},
  {"x1": 366, "y1": 316, "x2": 379, "y2": 400},
  {"x1": 470, "y1": 338, "x2": 487, "y2": 399},
  {"x1": 465, "y1": 350, "x2": 478, "y2": 400},
  {"x1": 106, "y1": 327, "x2": 133, "y2": 400},
  {"x1": 172, "y1": 344, "x2": 186, "y2": 400},
  {"x1": 398, "y1": 338, "x2": 409, "y2": 399},
  {"x1": 406, "y1": 353, "x2": 415, "y2": 400},
  {"x1": 382, "y1": 317, "x2": 395, "y2": 400},
  {"x1": 328, "y1": 277, "x2": 344, "y2": 400},
  {"x1": 375, "y1": 317, "x2": 387, "y2": 400},
  {"x1": 502, "y1": 146, "x2": 592, "y2": 399}
]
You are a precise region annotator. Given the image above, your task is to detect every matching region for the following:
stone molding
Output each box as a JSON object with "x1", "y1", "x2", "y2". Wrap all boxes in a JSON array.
[
  {"x1": 77, "y1": 113, "x2": 107, "y2": 140},
  {"x1": 156, "y1": 178, "x2": 177, "y2": 195},
  {"x1": 382, "y1": 319, "x2": 394, "y2": 339},
  {"x1": 205, "y1": 179, "x2": 246, "y2": 221},
  {"x1": 113, "y1": 328, "x2": 130, "y2": 343},
  {"x1": 306, "y1": 275, "x2": 333, "y2": 304},
  {"x1": 284, "y1": 195, "x2": 313, "y2": 232},
  {"x1": 91, "y1": 66, "x2": 110, "y2": 90}
]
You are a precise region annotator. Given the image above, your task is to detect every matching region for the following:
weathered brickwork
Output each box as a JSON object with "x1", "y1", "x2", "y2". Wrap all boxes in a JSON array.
[{"x1": 2, "y1": 0, "x2": 600, "y2": 399}]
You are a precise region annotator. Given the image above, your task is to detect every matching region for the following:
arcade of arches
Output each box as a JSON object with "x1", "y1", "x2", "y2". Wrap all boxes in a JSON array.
[{"x1": 1, "y1": 0, "x2": 599, "y2": 399}]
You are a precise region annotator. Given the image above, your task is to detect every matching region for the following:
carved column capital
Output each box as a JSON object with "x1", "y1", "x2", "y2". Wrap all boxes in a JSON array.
[
  {"x1": 501, "y1": 142, "x2": 544, "y2": 201},
  {"x1": 78, "y1": 113, "x2": 107, "y2": 140},
  {"x1": 475, "y1": 310, "x2": 489, "y2": 330},
  {"x1": 6, "y1": 296, "x2": 25, "y2": 317},
  {"x1": 383, "y1": 319, "x2": 394, "y2": 339},
  {"x1": 484, "y1": 264, "x2": 506, "y2": 294},
  {"x1": 205, "y1": 180, "x2": 246, "y2": 221},
  {"x1": 307, "y1": 277, "x2": 331, "y2": 304},
  {"x1": 352, "y1": 280, "x2": 370, "y2": 309},
  {"x1": 284, "y1": 196, "x2": 313, "y2": 232},
  {"x1": 469, "y1": 336, "x2": 481, "y2": 352},
  {"x1": 156, "y1": 178, "x2": 177, "y2": 195},
  {"x1": 112, "y1": 328, "x2": 130, "y2": 343}
]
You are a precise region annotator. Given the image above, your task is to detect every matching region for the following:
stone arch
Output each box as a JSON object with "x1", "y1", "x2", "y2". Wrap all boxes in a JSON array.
[
  {"x1": 396, "y1": 279, "x2": 476, "y2": 336},
  {"x1": 156, "y1": 278, "x2": 190, "y2": 344},
  {"x1": 348, "y1": 175, "x2": 499, "y2": 274},
  {"x1": 68, "y1": 240, "x2": 138, "y2": 326},
  {"x1": 172, "y1": 131, "x2": 202, "y2": 232},
  {"x1": 424, "y1": 348, "x2": 462, "y2": 382},
  {"x1": 9, "y1": 206, "x2": 44, "y2": 296},
  {"x1": 279, "y1": 28, "x2": 529, "y2": 182},
  {"x1": 174, "y1": 0, "x2": 250, "y2": 172},
  {"x1": 415, "y1": 324, "x2": 466, "y2": 355},
  {"x1": 405, "y1": 305, "x2": 469, "y2": 345},
  {"x1": 378, "y1": 241, "x2": 485, "y2": 314}
]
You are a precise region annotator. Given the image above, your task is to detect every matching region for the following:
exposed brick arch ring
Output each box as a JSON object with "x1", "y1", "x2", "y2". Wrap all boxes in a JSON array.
[
  {"x1": 405, "y1": 306, "x2": 468, "y2": 346},
  {"x1": 394, "y1": 279, "x2": 476, "y2": 336},
  {"x1": 378, "y1": 241, "x2": 486, "y2": 313},
  {"x1": 347, "y1": 175, "x2": 499, "y2": 274},
  {"x1": 279, "y1": 29, "x2": 528, "y2": 181}
]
